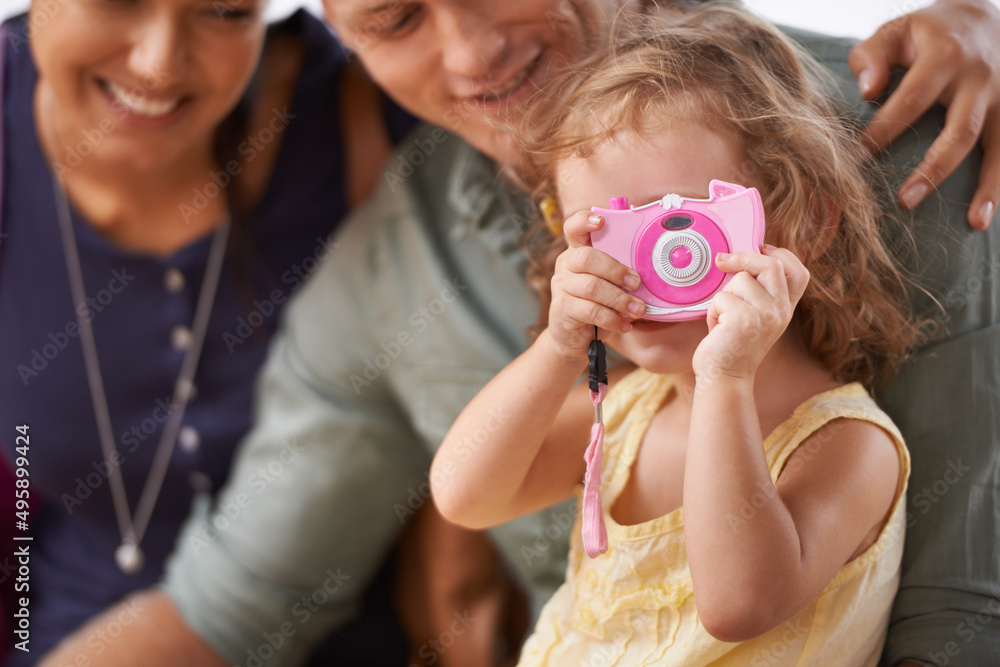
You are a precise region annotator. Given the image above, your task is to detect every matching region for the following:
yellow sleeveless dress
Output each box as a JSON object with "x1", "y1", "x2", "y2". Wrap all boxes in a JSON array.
[{"x1": 517, "y1": 369, "x2": 910, "y2": 666}]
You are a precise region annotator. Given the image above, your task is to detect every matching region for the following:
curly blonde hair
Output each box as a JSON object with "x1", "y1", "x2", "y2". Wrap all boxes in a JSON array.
[{"x1": 518, "y1": 2, "x2": 923, "y2": 389}]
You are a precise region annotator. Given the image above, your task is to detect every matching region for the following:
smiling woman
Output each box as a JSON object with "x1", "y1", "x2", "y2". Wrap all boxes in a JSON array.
[
  {"x1": 0, "y1": 0, "x2": 416, "y2": 663},
  {"x1": 28, "y1": 0, "x2": 267, "y2": 252}
]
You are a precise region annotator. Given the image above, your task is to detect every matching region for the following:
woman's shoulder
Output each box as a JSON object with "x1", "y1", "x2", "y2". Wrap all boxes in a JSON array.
[
  {"x1": 236, "y1": 11, "x2": 349, "y2": 218},
  {"x1": 256, "y1": 10, "x2": 345, "y2": 115},
  {"x1": 2, "y1": 15, "x2": 38, "y2": 99},
  {"x1": 267, "y1": 9, "x2": 346, "y2": 79},
  {"x1": 263, "y1": 10, "x2": 416, "y2": 142},
  {"x1": 250, "y1": 10, "x2": 347, "y2": 139},
  {"x1": 1, "y1": 14, "x2": 28, "y2": 48}
]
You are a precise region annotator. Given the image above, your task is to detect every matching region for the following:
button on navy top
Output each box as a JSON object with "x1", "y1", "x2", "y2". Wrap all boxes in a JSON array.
[{"x1": 0, "y1": 10, "x2": 414, "y2": 661}]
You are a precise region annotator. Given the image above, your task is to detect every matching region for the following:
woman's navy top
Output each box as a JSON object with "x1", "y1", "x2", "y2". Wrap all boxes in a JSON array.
[{"x1": 0, "y1": 10, "x2": 414, "y2": 662}]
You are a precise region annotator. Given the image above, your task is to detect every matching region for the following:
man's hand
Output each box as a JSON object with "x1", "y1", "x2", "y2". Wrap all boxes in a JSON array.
[
  {"x1": 397, "y1": 504, "x2": 530, "y2": 666},
  {"x1": 39, "y1": 590, "x2": 226, "y2": 667},
  {"x1": 849, "y1": 0, "x2": 1000, "y2": 229}
]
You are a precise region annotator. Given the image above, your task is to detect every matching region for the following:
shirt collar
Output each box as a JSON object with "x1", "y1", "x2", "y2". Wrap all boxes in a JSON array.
[
  {"x1": 441, "y1": 136, "x2": 535, "y2": 280},
  {"x1": 446, "y1": 140, "x2": 503, "y2": 230}
]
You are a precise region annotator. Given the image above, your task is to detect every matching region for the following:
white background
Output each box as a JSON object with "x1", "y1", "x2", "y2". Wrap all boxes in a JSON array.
[
  {"x1": 1, "y1": 0, "x2": 999, "y2": 49},
  {"x1": 0, "y1": 0, "x2": 950, "y2": 40}
]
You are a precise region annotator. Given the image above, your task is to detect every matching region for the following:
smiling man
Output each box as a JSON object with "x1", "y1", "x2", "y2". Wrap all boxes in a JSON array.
[
  {"x1": 37, "y1": 1, "x2": 1000, "y2": 667},
  {"x1": 327, "y1": 0, "x2": 621, "y2": 163}
]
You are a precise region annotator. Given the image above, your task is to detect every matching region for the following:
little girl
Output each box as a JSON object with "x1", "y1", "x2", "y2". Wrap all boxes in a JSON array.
[{"x1": 431, "y1": 5, "x2": 921, "y2": 666}]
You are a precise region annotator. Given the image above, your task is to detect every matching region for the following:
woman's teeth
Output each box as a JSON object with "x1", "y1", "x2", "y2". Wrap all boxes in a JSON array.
[
  {"x1": 476, "y1": 58, "x2": 537, "y2": 102},
  {"x1": 105, "y1": 81, "x2": 181, "y2": 118}
]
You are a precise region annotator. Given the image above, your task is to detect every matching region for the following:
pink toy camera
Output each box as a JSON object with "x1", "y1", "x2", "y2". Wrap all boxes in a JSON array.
[{"x1": 591, "y1": 179, "x2": 766, "y2": 321}]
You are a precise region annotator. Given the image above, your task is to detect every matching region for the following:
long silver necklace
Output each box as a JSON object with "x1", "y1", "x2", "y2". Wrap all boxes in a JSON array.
[{"x1": 53, "y1": 177, "x2": 230, "y2": 575}]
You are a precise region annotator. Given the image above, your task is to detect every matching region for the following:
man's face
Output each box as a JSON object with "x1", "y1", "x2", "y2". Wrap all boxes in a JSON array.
[{"x1": 324, "y1": 0, "x2": 642, "y2": 163}]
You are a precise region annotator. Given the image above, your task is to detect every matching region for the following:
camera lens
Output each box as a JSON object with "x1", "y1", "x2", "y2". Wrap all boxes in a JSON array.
[{"x1": 653, "y1": 231, "x2": 711, "y2": 287}]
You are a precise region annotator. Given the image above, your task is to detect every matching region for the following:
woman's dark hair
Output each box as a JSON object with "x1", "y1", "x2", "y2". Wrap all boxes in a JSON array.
[{"x1": 212, "y1": 20, "x2": 289, "y2": 313}]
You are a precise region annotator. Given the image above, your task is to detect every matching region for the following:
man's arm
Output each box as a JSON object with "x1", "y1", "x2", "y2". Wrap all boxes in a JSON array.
[
  {"x1": 39, "y1": 199, "x2": 432, "y2": 667},
  {"x1": 163, "y1": 323, "x2": 431, "y2": 666},
  {"x1": 39, "y1": 590, "x2": 225, "y2": 667},
  {"x1": 783, "y1": 20, "x2": 1000, "y2": 667},
  {"x1": 793, "y1": 10, "x2": 1000, "y2": 667}
]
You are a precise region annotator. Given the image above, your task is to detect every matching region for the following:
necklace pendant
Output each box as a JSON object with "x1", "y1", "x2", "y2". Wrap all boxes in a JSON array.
[{"x1": 115, "y1": 539, "x2": 145, "y2": 575}]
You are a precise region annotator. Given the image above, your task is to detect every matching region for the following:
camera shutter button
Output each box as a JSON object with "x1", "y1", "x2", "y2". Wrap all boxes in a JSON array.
[{"x1": 669, "y1": 246, "x2": 693, "y2": 270}]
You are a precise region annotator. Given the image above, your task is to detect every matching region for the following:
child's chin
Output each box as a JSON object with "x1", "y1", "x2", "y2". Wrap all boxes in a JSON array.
[
  {"x1": 607, "y1": 319, "x2": 704, "y2": 373},
  {"x1": 610, "y1": 342, "x2": 694, "y2": 376},
  {"x1": 638, "y1": 357, "x2": 694, "y2": 376}
]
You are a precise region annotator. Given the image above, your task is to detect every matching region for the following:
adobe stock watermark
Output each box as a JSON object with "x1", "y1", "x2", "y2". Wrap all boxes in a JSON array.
[
  {"x1": 222, "y1": 235, "x2": 339, "y2": 353},
  {"x1": 724, "y1": 419, "x2": 849, "y2": 532},
  {"x1": 59, "y1": 395, "x2": 181, "y2": 514},
  {"x1": 748, "y1": 615, "x2": 810, "y2": 666},
  {"x1": 394, "y1": 406, "x2": 508, "y2": 522},
  {"x1": 583, "y1": 628, "x2": 631, "y2": 667},
  {"x1": 922, "y1": 255, "x2": 1000, "y2": 339},
  {"x1": 236, "y1": 567, "x2": 352, "y2": 667},
  {"x1": 338, "y1": 0, "x2": 403, "y2": 56},
  {"x1": 186, "y1": 438, "x2": 306, "y2": 555},
  {"x1": 692, "y1": 312, "x2": 782, "y2": 400},
  {"x1": 384, "y1": 127, "x2": 452, "y2": 193},
  {"x1": 42, "y1": 598, "x2": 145, "y2": 665},
  {"x1": 6, "y1": 0, "x2": 70, "y2": 55},
  {"x1": 543, "y1": 0, "x2": 595, "y2": 35},
  {"x1": 906, "y1": 458, "x2": 972, "y2": 524},
  {"x1": 47, "y1": 66, "x2": 174, "y2": 179},
  {"x1": 211, "y1": 0, "x2": 249, "y2": 19},
  {"x1": 178, "y1": 106, "x2": 297, "y2": 224},
  {"x1": 349, "y1": 276, "x2": 469, "y2": 395},
  {"x1": 16, "y1": 267, "x2": 136, "y2": 386},
  {"x1": 408, "y1": 609, "x2": 478, "y2": 667},
  {"x1": 520, "y1": 501, "x2": 577, "y2": 568},
  {"x1": 381, "y1": 69, "x2": 515, "y2": 193},
  {"x1": 925, "y1": 596, "x2": 1000, "y2": 667},
  {"x1": 884, "y1": 1, "x2": 929, "y2": 28}
]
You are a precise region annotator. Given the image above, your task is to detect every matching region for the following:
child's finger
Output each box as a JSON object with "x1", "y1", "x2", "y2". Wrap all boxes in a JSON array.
[
  {"x1": 717, "y1": 247, "x2": 810, "y2": 305},
  {"x1": 563, "y1": 210, "x2": 603, "y2": 248},
  {"x1": 715, "y1": 250, "x2": 781, "y2": 278},
  {"x1": 760, "y1": 245, "x2": 810, "y2": 305},
  {"x1": 705, "y1": 292, "x2": 722, "y2": 332},
  {"x1": 553, "y1": 295, "x2": 634, "y2": 334},
  {"x1": 715, "y1": 252, "x2": 789, "y2": 304},
  {"x1": 721, "y1": 270, "x2": 774, "y2": 313},
  {"x1": 707, "y1": 290, "x2": 749, "y2": 330},
  {"x1": 555, "y1": 272, "x2": 646, "y2": 321},
  {"x1": 557, "y1": 246, "x2": 642, "y2": 293}
]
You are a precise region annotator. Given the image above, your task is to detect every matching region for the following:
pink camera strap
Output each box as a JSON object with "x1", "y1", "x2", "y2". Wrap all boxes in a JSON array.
[
  {"x1": 582, "y1": 382, "x2": 609, "y2": 558},
  {"x1": 582, "y1": 331, "x2": 609, "y2": 558}
]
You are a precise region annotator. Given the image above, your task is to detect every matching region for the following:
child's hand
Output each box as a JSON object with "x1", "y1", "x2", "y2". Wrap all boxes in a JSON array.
[
  {"x1": 546, "y1": 212, "x2": 646, "y2": 361},
  {"x1": 693, "y1": 246, "x2": 810, "y2": 381}
]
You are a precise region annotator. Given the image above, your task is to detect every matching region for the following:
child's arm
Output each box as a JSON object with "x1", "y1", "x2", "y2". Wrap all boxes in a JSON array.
[
  {"x1": 683, "y1": 248, "x2": 901, "y2": 642},
  {"x1": 431, "y1": 211, "x2": 645, "y2": 530}
]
